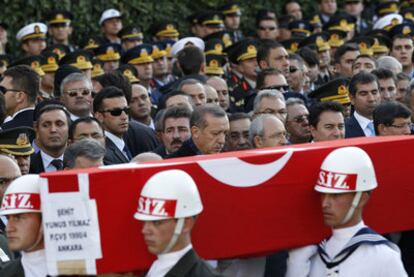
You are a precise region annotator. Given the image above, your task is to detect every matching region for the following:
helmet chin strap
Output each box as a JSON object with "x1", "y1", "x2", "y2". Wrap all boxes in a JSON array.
[
  {"x1": 26, "y1": 223, "x2": 43, "y2": 253},
  {"x1": 340, "y1": 192, "x2": 362, "y2": 226},
  {"x1": 161, "y1": 218, "x2": 185, "y2": 254}
]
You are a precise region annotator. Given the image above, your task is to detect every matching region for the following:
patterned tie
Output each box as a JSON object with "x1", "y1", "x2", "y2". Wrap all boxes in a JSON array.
[{"x1": 51, "y1": 159, "x2": 63, "y2": 171}]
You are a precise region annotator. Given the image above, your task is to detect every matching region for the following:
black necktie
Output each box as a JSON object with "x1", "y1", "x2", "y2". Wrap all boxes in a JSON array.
[
  {"x1": 123, "y1": 145, "x2": 132, "y2": 160},
  {"x1": 51, "y1": 159, "x2": 63, "y2": 171}
]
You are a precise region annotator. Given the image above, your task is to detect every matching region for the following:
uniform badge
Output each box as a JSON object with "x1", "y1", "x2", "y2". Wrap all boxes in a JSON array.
[{"x1": 16, "y1": 133, "x2": 29, "y2": 146}]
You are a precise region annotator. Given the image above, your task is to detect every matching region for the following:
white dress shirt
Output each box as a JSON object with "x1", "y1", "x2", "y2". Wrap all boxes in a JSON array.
[
  {"x1": 41, "y1": 151, "x2": 64, "y2": 172},
  {"x1": 146, "y1": 244, "x2": 192, "y2": 277},
  {"x1": 354, "y1": 111, "x2": 375, "y2": 136}
]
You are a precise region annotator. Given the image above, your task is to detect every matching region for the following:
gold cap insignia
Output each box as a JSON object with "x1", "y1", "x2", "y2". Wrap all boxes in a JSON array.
[
  {"x1": 93, "y1": 63, "x2": 102, "y2": 70},
  {"x1": 214, "y1": 43, "x2": 223, "y2": 53},
  {"x1": 403, "y1": 26, "x2": 412, "y2": 35},
  {"x1": 77, "y1": 56, "x2": 86, "y2": 63},
  {"x1": 184, "y1": 41, "x2": 194, "y2": 47},
  {"x1": 140, "y1": 48, "x2": 148, "y2": 58},
  {"x1": 391, "y1": 18, "x2": 400, "y2": 27},
  {"x1": 209, "y1": 59, "x2": 219, "y2": 67},
  {"x1": 291, "y1": 42, "x2": 298, "y2": 51},
  {"x1": 123, "y1": 69, "x2": 133, "y2": 78},
  {"x1": 31, "y1": 61, "x2": 40, "y2": 68},
  {"x1": 106, "y1": 47, "x2": 115, "y2": 55},
  {"x1": 34, "y1": 25, "x2": 40, "y2": 34},
  {"x1": 222, "y1": 33, "x2": 232, "y2": 47},
  {"x1": 359, "y1": 42, "x2": 367, "y2": 49},
  {"x1": 247, "y1": 45, "x2": 257, "y2": 54},
  {"x1": 16, "y1": 133, "x2": 29, "y2": 146},
  {"x1": 338, "y1": 85, "x2": 348, "y2": 95},
  {"x1": 166, "y1": 24, "x2": 175, "y2": 31},
  {"x1": 47, "y1": 57, "x2": 56, "y2": 64},
  {"x1": 56, "y1": 14, "x2": 64, "y2": 20}
]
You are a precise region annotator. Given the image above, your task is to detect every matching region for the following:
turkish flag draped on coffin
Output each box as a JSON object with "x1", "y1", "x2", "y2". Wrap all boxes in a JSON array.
[{"x1": 40, "y1": 136, "x2": 414, "y2": 274}]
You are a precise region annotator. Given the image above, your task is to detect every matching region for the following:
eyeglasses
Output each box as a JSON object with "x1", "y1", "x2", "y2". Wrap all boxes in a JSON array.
[
  {"x1": 389, "y1": 123, "x2": 413, "y2": 129},
  {"x1": 290, "y1": 114, "x2": 309, "y2": 124},
  {"x1": 64, "y1": 89, "x2": 92, "y2": 98},
  {"x1": 263, "y1": 85, "x2": 290, "y2": 92},
  {"x1": 259, "y1": 26, "x2": 277, "y2": 31},
  {"x1": 0, "y1": 86, "x2": 22, "y2": 94},
  {"x1": 289, "y1": 67, "x2": 299, "y2": 73},
  {"x1": 100, "y1": 107, "x2": 130, "y2": 116}
]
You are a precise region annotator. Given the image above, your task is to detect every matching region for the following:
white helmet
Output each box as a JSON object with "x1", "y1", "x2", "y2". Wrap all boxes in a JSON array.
[
  {"x1": 134, "y1": 169, "x2": 203, "y2": 221},
  {"x1": 0, "y1": 174, "x2": 41, "y2": 216},
  {"x1": 315, "y1": 147, "x2": 377, "y2": 225},
  {"x1": 314, "y1": 147, "x2": 377, "y2": 194}
]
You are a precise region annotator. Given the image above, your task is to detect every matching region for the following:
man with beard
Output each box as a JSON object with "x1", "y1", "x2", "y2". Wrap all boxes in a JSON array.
[
  {"x1": 153, "y1": 106, "x2": 191, "y2": 158},
  {"x1": 285, "y1": 98, "x2": 311, "y2": 144},
  {"x1": 226, "y1": 113, "x2": 251, "y2": 151},
  {"x1": 59, "y1": 72, "x2": 93, "y2": 121},
  {"x1": 30, "y1": 104, "x2": 70, "y2": 173},
  {"x1": 0, "y1": 127, "x2": 35, "y2": 175}
]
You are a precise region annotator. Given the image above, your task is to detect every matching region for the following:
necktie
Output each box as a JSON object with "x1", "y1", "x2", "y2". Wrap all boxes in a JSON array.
[
  {"x1": 123, "y1": 145, "x2": 132, "y2": 160},
  {"x1": 367, "y1": 122, "x2": 375, "y2": 137},
  {"x1": 51, "y1": 159, "x2": 63, "y2": 171}
]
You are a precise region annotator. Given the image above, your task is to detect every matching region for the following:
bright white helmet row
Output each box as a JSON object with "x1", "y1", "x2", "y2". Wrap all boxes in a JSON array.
[
  {"x1": 315, "y1": 147, "x2": 378, "y2": 194},
  {"x1": 134, "y1": 169, "x2": 203, "y2": 221},
  {"x1": 0, "y1": 174, "x2": 41, "y2": 216}
]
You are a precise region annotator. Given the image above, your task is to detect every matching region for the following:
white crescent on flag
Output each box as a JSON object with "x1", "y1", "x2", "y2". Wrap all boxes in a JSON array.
[{"x1": 197, "y1": 150, "x2": 293, "y2": 187}]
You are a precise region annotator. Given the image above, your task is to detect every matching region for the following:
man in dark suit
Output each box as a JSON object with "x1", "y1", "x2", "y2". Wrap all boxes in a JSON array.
[
  {"x1": 0, "y1": 65, "x2": 38, "y2": 130},
  {"x1": 345, "y1": 72, "x2": 381, "y2": 138},
  {"x1": 134, "y1": 169, "x2": 221, "y2": 277},
  {"x1": 167, "y1": 104, "x2": 229, "y2": 159},
  {"x1": 94, "y1": 86, "x2": 133, "y2": 165},
  {"x1": 29, "y1": 104, "x2": 70, "y2": 174}
]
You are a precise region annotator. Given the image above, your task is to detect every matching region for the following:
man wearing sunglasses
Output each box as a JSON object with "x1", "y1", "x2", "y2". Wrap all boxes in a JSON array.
[
  {"x1": 59, "y1": 72, "x2": 93, "y2": 121},
  {"x1": 46, "y1": 10, "x2": 75, "y2": 51},
  {"x1": 94, "y1": 86, "x2": 132, "y2": 165},
  {"x1": 0, "y1": 65, "x2": 39, "y2": 130},
  {"x1": 285, "y1": 98, "x2": 311, "y2": 144}
]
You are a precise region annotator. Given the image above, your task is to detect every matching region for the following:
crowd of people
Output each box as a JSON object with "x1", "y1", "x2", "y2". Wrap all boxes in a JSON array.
[{"x1": 0, "y1": 0, "x2": 413, "y2": 276}]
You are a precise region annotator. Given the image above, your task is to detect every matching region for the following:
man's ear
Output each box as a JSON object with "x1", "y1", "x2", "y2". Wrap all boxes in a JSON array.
[
  {"x1": 181, "y1": 217, "x2": 195, "y2": 234},
  {"x1": 94, "y1": 112, "x2": 104, "y2": 123},
  {"x1": 358, "y1": 192, "x2": 371, "y2": 209},
  {"x1": 253, "y1": 135, "x2": 262, "y2": 148},
  {"x1": 259, "y1": 60, "x2": 268, "y2": 69},
  {"x1": 191, "y1": 125, "x2": 200, "y2": 139},
  {"x1": 377, "y1": 123, "x2": 387, "y2": 136}
]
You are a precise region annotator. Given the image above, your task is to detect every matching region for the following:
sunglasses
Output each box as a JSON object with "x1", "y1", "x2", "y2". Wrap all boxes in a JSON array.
[
  {"x1": 263, "y1": 85, "x2": 290, "y2": 92},
  {"x1": 259, "y1": 26, "x2": 276, "y2": 31},
  {"x1": 0, "y1": 86, "x2": 22, "y2": 94},
  {"x1": 289, "y1": 67, "x2": 299, "y2": 73},
  {"x1": 100, "y1": 107, "x2": 130, "y2": 116},
  {"x1": 64, "y1": 89, "x2": 92, "y2": 98}
]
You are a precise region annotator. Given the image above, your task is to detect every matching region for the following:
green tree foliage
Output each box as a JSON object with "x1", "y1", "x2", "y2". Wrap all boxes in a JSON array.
[{"x1": 0, "y1": 0, "x2": 345, "y2": 49}]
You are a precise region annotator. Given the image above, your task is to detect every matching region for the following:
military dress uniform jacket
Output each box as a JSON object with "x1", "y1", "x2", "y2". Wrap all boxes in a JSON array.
[
  {"x1": 145, "y1": 249, "x2": 222, "y2": 277},
  {"x1": 229, "y1": 79, "x2": 254, "y2": 113},
  {"x1": 286, "y1": 224, "x2": 408, "y2": 277}
]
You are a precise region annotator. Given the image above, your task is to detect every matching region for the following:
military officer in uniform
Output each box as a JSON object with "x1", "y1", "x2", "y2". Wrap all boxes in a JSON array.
[
  {"x1": 134, "y1": 169, "x2": 222, "y2": 277},
  {"x1": 45, "y1": 10, "x2": 75, "y2": 51},
  {"x1": 94, "y1": 43, "x2": 122, "y2": 73},
  {"x1": 16, "y1": 23, "x2": 48, "y2": 56},
  {"x1": 219, "y1": 3, "x2": 243, "y2": 42},
  {"x1": 286, "y1": 147, "x2": 408, "y2": 276},
  {"x1": 39, "y1": 51, "x2": 60, "y2": 100},
  {"x1": 228, "y1": 39, "x2": 258, "y2": 113},
  {"x1": 59, "y1": 49, "x2": 94, "y2": 79}
]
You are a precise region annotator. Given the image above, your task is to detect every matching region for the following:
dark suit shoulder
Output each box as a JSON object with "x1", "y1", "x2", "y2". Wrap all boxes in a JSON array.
[
  {"x1": 0, "y1": 258, "x2": 23, "y2": 277},
  {"x1": 153, "y1": 144, "x2": 168, "y2": 158},
  {"x1": 345, "y1": 114, "x2": 365, "y2": 138},
  {"x1": 124, "y1": 121, "x2": 159, "y2": 157},
  {"x1": 1, "y1": 109, "x2": 34, "y2": 130},
  {"x1": 29, "y1": 151, "x2": 44, "y2": 174},
  {"x1": 104, "y1": 138, "x2": 129, "y2": 165},
  {"x1": 166, "y1": 249, "x2": 222, "y2": 277}
]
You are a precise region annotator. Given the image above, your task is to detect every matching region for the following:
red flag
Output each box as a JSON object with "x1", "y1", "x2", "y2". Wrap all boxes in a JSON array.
[{"x1": 41, "y1": 136, "x2": 414, "y2": 274}]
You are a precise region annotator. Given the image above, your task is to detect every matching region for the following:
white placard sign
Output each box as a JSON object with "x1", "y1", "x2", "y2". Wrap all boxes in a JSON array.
[{"x1": 40, "y1": 174, "x2": 102, "y2": 275}]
